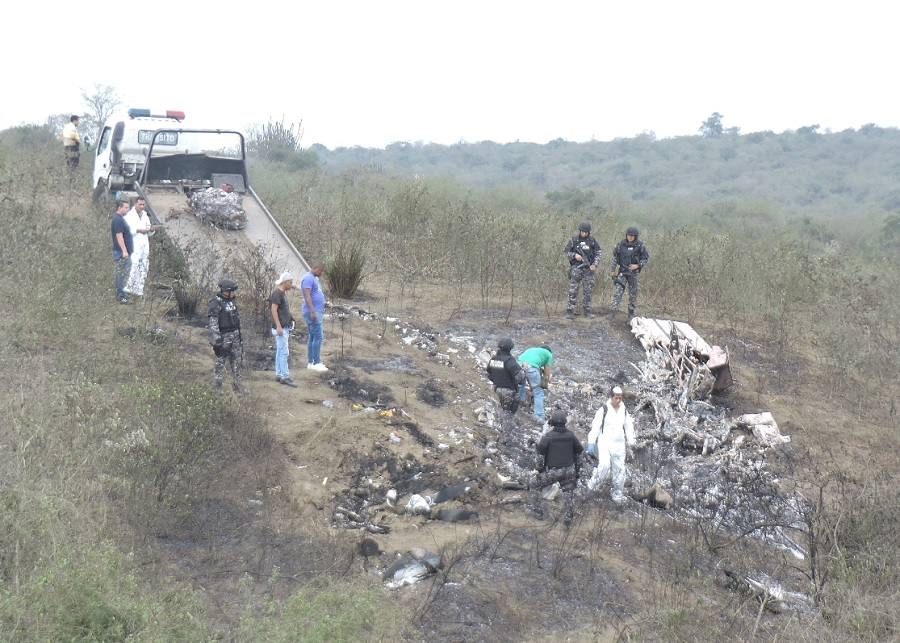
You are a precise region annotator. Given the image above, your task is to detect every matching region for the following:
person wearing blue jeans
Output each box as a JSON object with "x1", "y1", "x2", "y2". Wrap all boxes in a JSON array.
[
  {"x1": 301, "y1": 262, "x2": 328, "y2": 372},
  {"x1": 517, "y1": 345, "x2": 554, "y2": 421},
  {"x1": 269, "y1": 272, "x2": 297, "y2": 387},
  {"x1": 110, "y1": 200, "x2": 133, "y2": 304}
]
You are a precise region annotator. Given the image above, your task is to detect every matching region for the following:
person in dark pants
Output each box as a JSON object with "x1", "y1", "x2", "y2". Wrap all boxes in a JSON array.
[
  {"x1": 62, "y1": 115, "x2": 81, "y2": 171},
  {"x1": 269, "y1": 272, "x2": 297, "y2": 387},
  {"x1": 110, "y1": 200, "x2": 133, "y2": 304},
  {"x1": 609, "y1": 226, "x2": 650, "y2": 319},
  {"x1": 208, "y1": 279, "x2": 245, "y2": 394},
  {"x1": 487, "y1": 338, "x2": 526, "y2": 414},
  {"x1": 529, "y1": 409, "x2": 584, "y2": 525},
  {"x1": 564, "y1": 221, "x2": 602, "y2": 317}
]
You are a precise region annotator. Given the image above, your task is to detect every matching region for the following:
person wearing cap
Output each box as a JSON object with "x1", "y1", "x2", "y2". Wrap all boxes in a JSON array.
[
  {"x1": 487, "y1": 338, "x2": 526, "y2": 414},
  {"x1": 587, "y1": 386, "x2": 636, "y2": 504},
  {"x1": 269, "y1": 272, "x2": 297, "y2": 387},
  {"x1": 609, "y1": 226, "x2": 650, "y2": 319},
  {"x1": 62, "y1": 115, "x2": 81, "y2": 171},
  {"x1": 208, "y1": 278, "x2": 245, "y2": 394},
  {"x1": 300, "y1": 262, "x2": 328, "y2": 372},
  {"x1": 564, "y1": 221, "x2": 602, "y2": 318},
  {"x1": 530, "y1": 409, "x2": 584, "y2": 523},
  {"x1": 517, "y1": 345, "x2": 554, "y2": 421}
]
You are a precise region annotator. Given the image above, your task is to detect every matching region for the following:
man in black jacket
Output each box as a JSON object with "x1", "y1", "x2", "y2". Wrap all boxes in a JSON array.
[
  {"x1": 208, "y1": 278, "x2": 245, "y2": 394},
  {"x1": 529, "y1": 409, "x2": 584, "y2": 524},
  {"x1": 486, "y1": 338, "x2": 526, "y2": 414},
  {"x1": 609, "y1": 226, "x2": 650, "y2": 318},
  {"x1": 564, "y1": 221, "x2": 602, "y2": 317}
]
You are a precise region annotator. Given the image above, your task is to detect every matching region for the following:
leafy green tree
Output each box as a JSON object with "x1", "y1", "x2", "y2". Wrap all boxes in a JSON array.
[{"x1": 699, "y1": 112, "x2": 724, "y2": 138}]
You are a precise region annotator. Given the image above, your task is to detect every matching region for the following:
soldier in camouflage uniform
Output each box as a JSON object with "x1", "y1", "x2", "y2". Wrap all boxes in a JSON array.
[
  {"x1": 609, "y1": 226, "x2": 650, "y2": 319},
  {"x1": 486, "y1": 337, "x2": 526, "y2": 414},
  {"x1": 528, "y1": 410, "x2": 584, "y2": 525},
  {"x1": 208, "y1": 278, "x2": 245, "y2": 394},
  {"x1": 564, "y1": 221, "x2": 602, "y2": 317}
]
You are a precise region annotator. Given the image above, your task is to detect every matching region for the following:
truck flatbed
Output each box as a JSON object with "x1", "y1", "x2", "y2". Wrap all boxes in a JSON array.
[{"x1": 140, "y1": 184, "x2": 309, "y2": 281}]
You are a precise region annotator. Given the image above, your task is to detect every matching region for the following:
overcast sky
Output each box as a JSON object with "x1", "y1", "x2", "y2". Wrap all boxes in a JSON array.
[{"x1": 3, "y1": 0, "x2": 898, "y2": 148}]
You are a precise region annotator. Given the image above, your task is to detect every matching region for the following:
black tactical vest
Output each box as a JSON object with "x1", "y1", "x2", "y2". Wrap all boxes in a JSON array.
[
  {"x1": 487, "y1": 351, "x2": 516, "y2": 389},
  {"x1": 216, "y1": 297, "x2": 241, "y2": 332},
  {"x1": 569, "y1": 235, "x2": 599, "y2": 266},
  {"x1": 616, "y1": 240, "x2": 644, "y2": 271}
]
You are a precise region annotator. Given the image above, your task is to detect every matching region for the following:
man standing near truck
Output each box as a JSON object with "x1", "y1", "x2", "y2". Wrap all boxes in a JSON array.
[
  {"x1": 62, "y1": 115, "x2": 81, "y2": 171},
  {"x1": 564, "y1": 221, "x2": 602, "y2": 318},
  {"x1": 110, "y1": 200, "x2": 132, "y2": 304}
]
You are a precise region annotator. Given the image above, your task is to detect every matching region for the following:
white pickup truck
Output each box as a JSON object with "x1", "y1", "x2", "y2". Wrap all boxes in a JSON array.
[{"x1": 92, "y1": 108, "x2": 308, "y2": 278}]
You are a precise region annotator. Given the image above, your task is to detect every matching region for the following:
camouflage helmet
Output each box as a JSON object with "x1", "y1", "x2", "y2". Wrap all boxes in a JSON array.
[
  {"x1": 578, "y1": 221, "x2": 592, "y2": 233},
  {"x1": 218, "y1": 278, "x2": 238, "y2": 293},
  {"x1": 548, "y1": 409, "x2": 568, "y2": 427},
  {"x1": 626, "y1": 226, "x2": 639, "y2": 237},
  {"x1": 497, "y1": 337, "x2": 514, "y2": 352}
]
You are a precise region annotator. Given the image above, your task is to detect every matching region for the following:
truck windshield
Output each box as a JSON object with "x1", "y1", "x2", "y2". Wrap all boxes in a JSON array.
[{"x1": 147, "y1": 131, "x2": 243, "y2": 159}]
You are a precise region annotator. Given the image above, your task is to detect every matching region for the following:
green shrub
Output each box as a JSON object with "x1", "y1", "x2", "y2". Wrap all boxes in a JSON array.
[
  {"x1": 326, "y1": 243, "x2": 367, "y2": 298},
  {"x1": 237, "y1": 580, "x2": 400, "y2": 642},
  {"x1": 0, "y1": 543, "x2": 209, "y2": 642},
  {"x1": 173, "y1": 278, "x2": 203, "y2": 317}
]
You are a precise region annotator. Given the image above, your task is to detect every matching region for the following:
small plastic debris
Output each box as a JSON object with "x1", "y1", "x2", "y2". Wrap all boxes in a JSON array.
[
  {"x1": 405, "y1": 494, "x2": 433, "y2": 515},
  {"x1": 389, "y1": 432, "x2": 402, "y2": 444},
  {"x1": 541, "y1": 482, "x2": 561, "y2": 501}
]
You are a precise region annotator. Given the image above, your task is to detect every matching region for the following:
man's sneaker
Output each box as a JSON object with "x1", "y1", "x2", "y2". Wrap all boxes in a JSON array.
[
  {"x1": 279, "y1": 377, "x2": 298, "y2": 388},
  {"x1": 306, "y1": 364, "x2": 316, "y2": 370},
  {"x1": 311, "y1": 363, "x2": 329, "y2": 372}
]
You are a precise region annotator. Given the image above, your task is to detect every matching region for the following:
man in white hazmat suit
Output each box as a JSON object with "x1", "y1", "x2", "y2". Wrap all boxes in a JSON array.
[
  {"x1": 123, "y1": 197, "x2": 155, "y2": 297},
  {"x1": 587, "y1": 386, "x2": 636, "y2": 504}
]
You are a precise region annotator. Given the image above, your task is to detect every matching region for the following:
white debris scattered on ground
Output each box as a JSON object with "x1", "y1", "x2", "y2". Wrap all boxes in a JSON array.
[
  {"x1": 405, "y1": 494, "x2": 433, "y2": 515},
  {"x1": 733, "y1": 412, "x2": 791, "y2": 446},
  {"x1": 630, "y1": 317, "x2": 733, "y2": 396}
]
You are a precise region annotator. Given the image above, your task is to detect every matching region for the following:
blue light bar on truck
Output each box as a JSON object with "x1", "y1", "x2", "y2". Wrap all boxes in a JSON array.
[{"x1": 128, "y1": 108, "x2": 151, "y2": 118}]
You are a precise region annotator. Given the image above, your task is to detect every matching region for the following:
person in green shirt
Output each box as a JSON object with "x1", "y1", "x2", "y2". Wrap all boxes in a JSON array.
[{"x1": 517, "y1": 345, "x2": 553, "y2": 421}]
